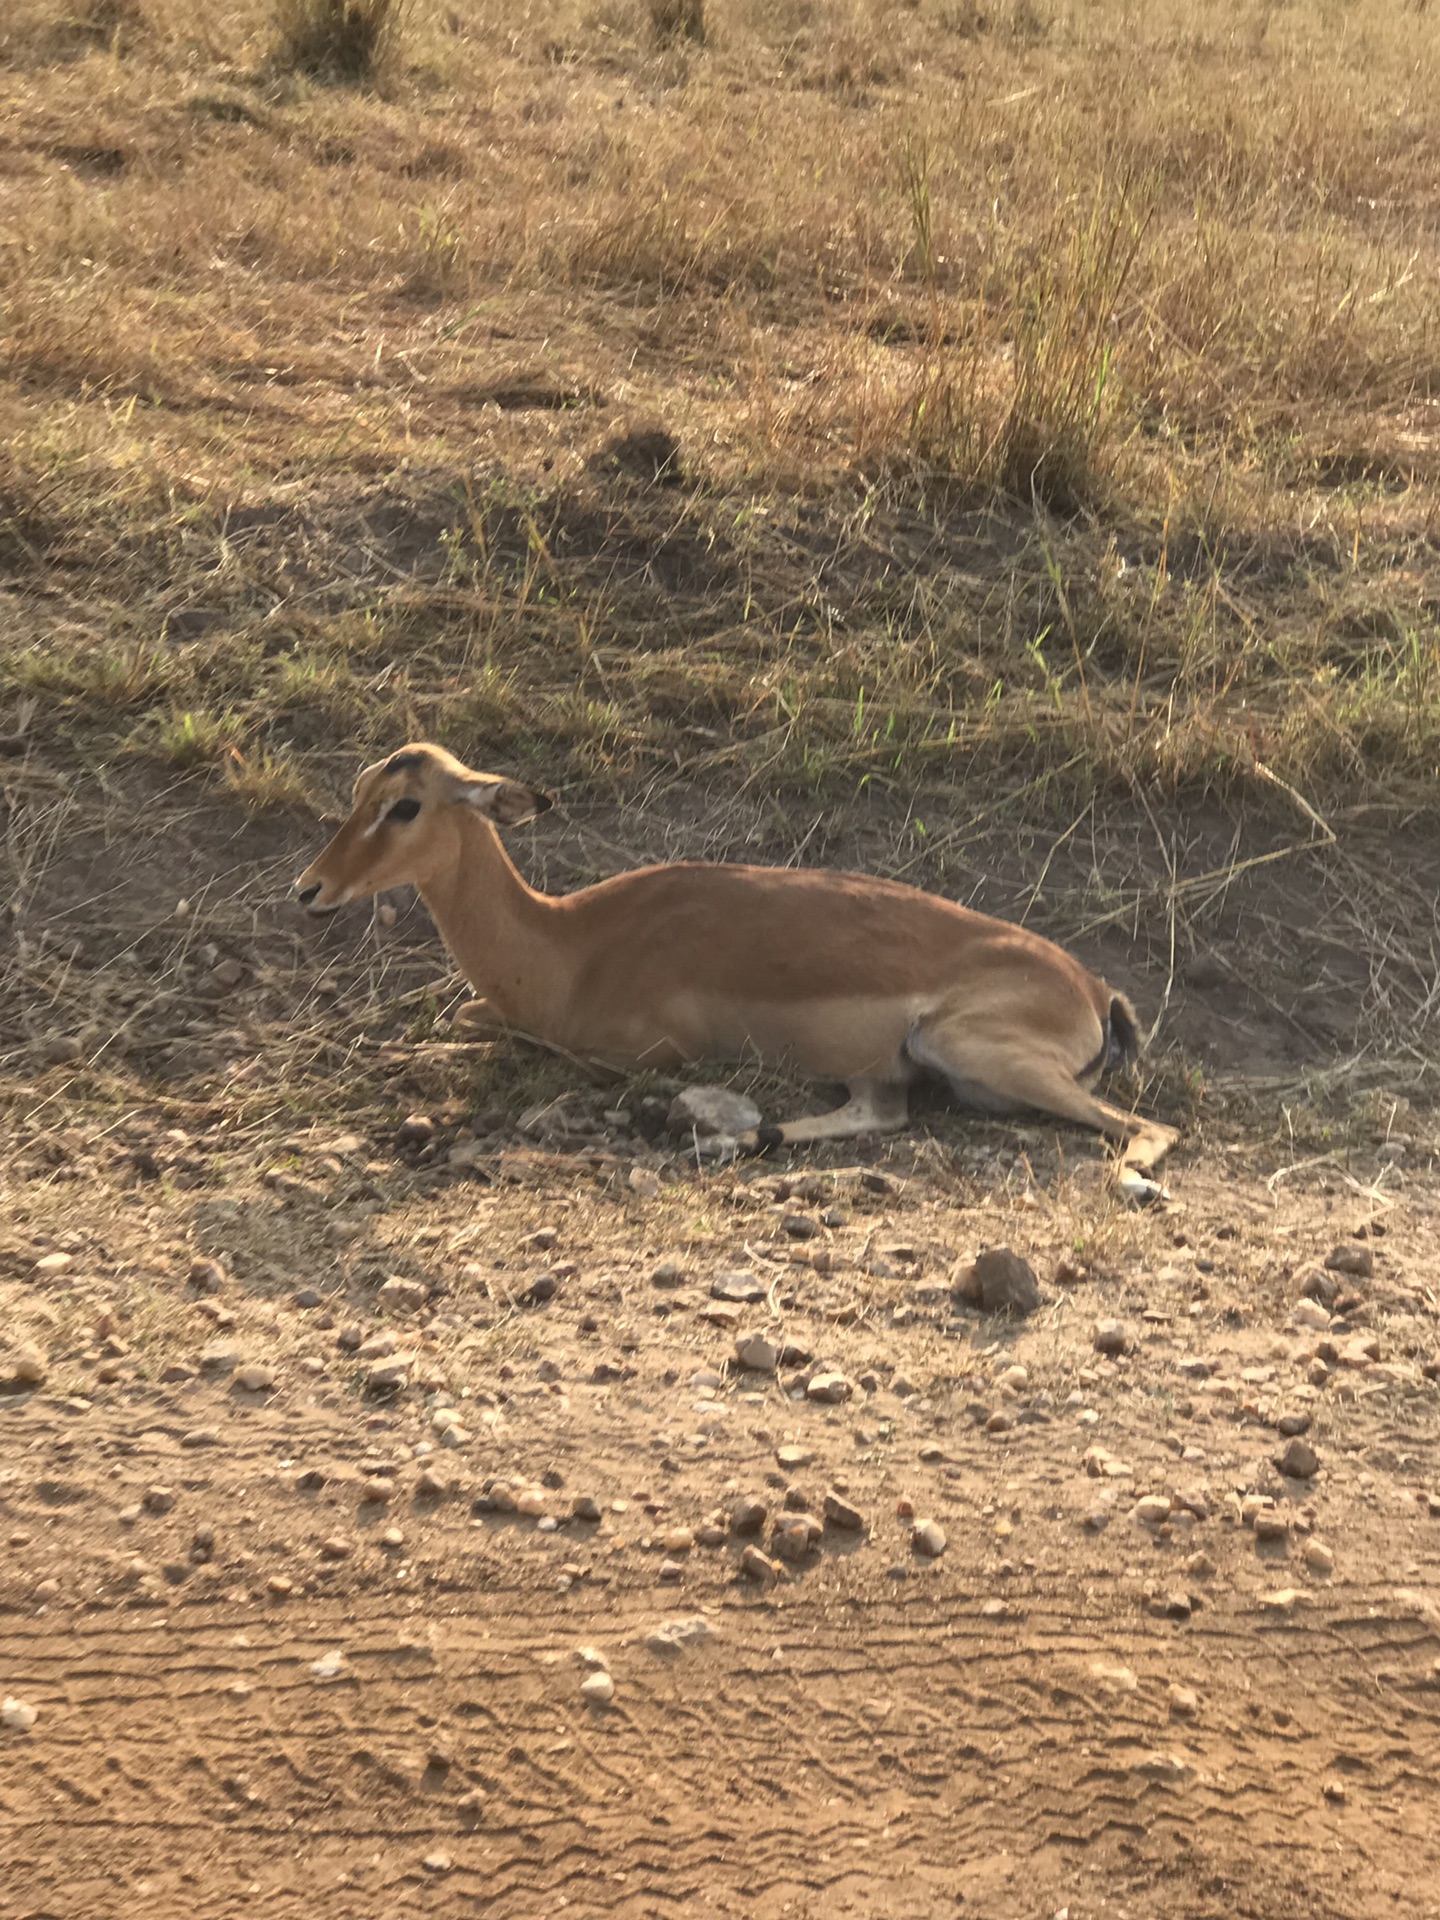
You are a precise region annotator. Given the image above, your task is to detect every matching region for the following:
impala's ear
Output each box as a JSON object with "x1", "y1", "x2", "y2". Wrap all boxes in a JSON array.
[{"x1": 455, "y1": 778, "x2": 553, "y2": 827}]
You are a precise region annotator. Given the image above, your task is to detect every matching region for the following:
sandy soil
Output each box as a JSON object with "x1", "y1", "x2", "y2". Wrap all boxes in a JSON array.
[{"x1": 3, "y1": 1080, "x2": 1439, "y2": 1920}]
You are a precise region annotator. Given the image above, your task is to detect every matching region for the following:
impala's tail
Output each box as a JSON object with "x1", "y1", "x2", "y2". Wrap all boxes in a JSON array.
[{"x1": 1104, "y1": 992, "x2": 1143, "y2": 1073}]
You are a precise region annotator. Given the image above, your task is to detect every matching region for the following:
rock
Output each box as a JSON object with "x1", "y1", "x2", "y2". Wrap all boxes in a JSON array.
[
  {"x1": 776, "y1": 1445, "x2": 813, "y2": 1470},
  {"x1": 2, "y1": 1345, "x2": 46, "y2": 1388},
  {"x1": 667, "y1": 1086, "x2": 762, "y2": 1138},
  {"x1": 663, "y1": 1527, "x2": 694, "y2": 1553},
  {"x1": 1289, "y1": 1299, "x2": 1331, "y2": 1332},
  {"x1": 318, "y1": 1536, "x2": 354, "y2": 1561},
  {"x1": 1276, "y1": 1437, "x2": 1319, "y2": 1480},
  {"x1": 572, "y1": 1494, "x2": 602, "y2": 1523},
  {"x1": 985, "y1": 1410, "x2": 1014, "y2": 1435},
  {"x1": 181, "y1": 1428, "x2": 219, "y2": 1449},
  {"x1": 730, "y1": 1497, "x2": 767, "y2": 1536},
  {"x1": 1304, "y1": 1539, "x2": 1335, "y2": 1575},
  {"x1": 806, "y1": 1372, "x2": 851, "y2": 1404},
  {"x1": 739, "y1": 1544, "x2": 779, "y2": 1584},
  {"x1": 734, "y1": 1333, "x2": 779, "y2": 1373},
  {"x1": 1276, "y1": 1411, "x2": 1312, "y2": 1437},
  {"x1": 911, "y1": 1519, "x2": 947, "y2": 1558},
  {"x1": 380, "y1": 1527, "x2": 404, "y2": 1549},
  {"x1": 970, "y1": 1248, "x2": 1042, "y2": 1315},
  {"x1": 198, "y1": 1341, "x2": 241, "y2": 1374},
  {"x1": 890, "y1": 1372, "x2": 918, "y2": 1398},
  {"x1": 210, "y1": 957, "x2": 246, "y2": 990},
  {"x1": 309, "y1": 1649, "x2": 347, "y2": 1680},
  {"x1": 378, "y1": 1276, "x2": 428, "y2": 1314},
  {"x1": 1132, "y1": 1495, "x2": 1172, "y2": 1527},
  {"x1": 336, "y1": 1325, "x2": 364, "y2": 1352},
  {"x1": 711, "y1": 1270, "x2": 765, "y2": 1303},
  {"x1": 293, "y1": 1288, "x2": 323, "y2": 1310},
  {"x1": 1093, "y1": 1319, "x2": 1131, "y2": 1356},
  {"x1": 457, "y1": 1789, "x2": 485, "y2": 1828},
  {"x1": 645, "y1": 1614, "x2": 715, "y2": 1653},
  {"x1": 234, "y1": 1364, "x2": 275, "y2": 1393},
  {"x1": 1324, "y1": 1243, "x2": 1373, "y2": 1279},
  {"x1": 657, "y1": 1559, "x2": 684, "y2": 1584},
  {"x1": 365, "y1": 1356, "x2": 414, "y2": 1393},
  {"x1": 1167, "y1": 1684, "x2": 1199, "y2": 1719},
  {"x1": 188, "y1": 1258, "x2": 226, "y2": 1293},
  {"x1": 422, "y1": 1850, "x2": 453, "y2": 1875},
  {"x1": 580, "y1": 1671, "x2": 615, "y2": 1705},
  {"x1": 1258, "y1": 1588, "x2": 1301, "y2": 1612},
  {"x1": 396, "y1": 1113, "x2": 436, "y2": 1146},
  {"x1": 770, "y1": 1515, "x2": 821, "y2": 1563},
  {"x1": 143, "y1": 1485, "x2": 176, "y2": 1515},
  {"x1": 1253, "y1": 1510, "x2": 1289, "y2": 1543},
  {"x1": 651, "y1": 1260, "x2": 687, "y2": 1289},
  {"x1": 1, "y1": 1697, "x2": 38, "y2": 1732},
  {"x1": 32, "y1": 1251, "x2": 74, "y2": 1276},
  {"x1": 822, "y1": 1491, "x2": 865, "y2": 1532},
  {"x1": 360, "y1": 1476, "x2": 394, "y2": 1505},
  {"x1": 267, "y1": 1573, "x2": 294, "y2": 1597}
]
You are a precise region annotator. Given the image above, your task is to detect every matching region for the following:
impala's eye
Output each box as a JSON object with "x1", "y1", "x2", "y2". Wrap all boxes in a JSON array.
[{"x1": 386, "y1": 797, "x2": 421, "y2": 824}]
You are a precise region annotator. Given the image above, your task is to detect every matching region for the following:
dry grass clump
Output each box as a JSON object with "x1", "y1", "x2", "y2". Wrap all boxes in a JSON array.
[
  {"x1": 649, "y1": 0, "x2": 706, "y2": 48},
  {"x1": 269, "y1": 0, "x2": 406, "y2": 81}
]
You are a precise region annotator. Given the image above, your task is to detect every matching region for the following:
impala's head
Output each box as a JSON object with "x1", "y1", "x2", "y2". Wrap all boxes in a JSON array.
[{"x1": 293, "y1": 743, "x2": 552, "y2": 914}]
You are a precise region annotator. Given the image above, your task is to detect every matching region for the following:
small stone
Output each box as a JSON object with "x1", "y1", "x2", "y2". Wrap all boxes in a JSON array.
[
  {"x1": 143, "y1": 1485, "x2": 176, "y2": 1515},
  {"x1": 380, "y1": 1526, "x2": 404, "y2": 1549},
  {"x1": 319, "y1": 1536, "x2": 354, "y2": 1561},
  {"x1": 378, "y1": 1276, "x2": 428, "y2": 1314},
  {"x1": 1093, "y1": 1319, "x2": 1130, "y2": 1355},
  {"x1": 972, "y1": 1247, "x2": 1042, "y2": 1315},
  {"x1": 651, "y1": 1260, "x2": 687, "y2": 1289},
  {"x1": 1258, "y1": 1587, "x2": 1301, "y2": 1612},
  {"x1": 366, "y1": 1356, "x2": 413, "y2": 1393},
  {"x1": 1132, "y1": 1495, "x2": 1172, "y2": 1526},
  {"x1": 198, "y1": 1341, "x2": 241, "y2": 1373},
  {"x1": 739, "y1": 1544, "x2": 778, "y2": 1584},
  {"x1": 806, "y1": 1372, "x2": 851, "y2": 1404},
  {"x1": 572, "y1": 1494, "x2": 602, "y2": 1523},
  {"x1": 1290, "y1": 1299, "x2": 1331, "y2": 1332},
  {"x1": 1323, "y1": 1779, "x2": 1347, "y2": 1805},
  {"x1": 912, "y1": 1519, "x2": 947, "y2": 1558},
  {"x1": 985, "y1": 1410, "x2": 1014, "y2": 1435},
  {"x1": 1276, "y1": 1437, "x2": 1319, "y2": 1480},
  {"x1": 360, "y1": 1476, "x2": 394, "y2": 1505},
  {"x1": 3, "y1": 1345, "x2": 47, "y2": 1388},
  {"x1": 776, "y1": 1445, "x2": 813, "y2": 1470},
  {"x1": 234, "y1": 1364, "x2": 275, "y2": 1393},
  {"x1": 267, "y1": 1574, "x2": 294, "y2": 1597},
  {"x1": 735, "y1": 1333, "x2": 778, "y2": 1373},
  {"x1": 422, "y1": 1850, "x2": 453, "y2": 1875},
  {"x1": 645, "y1": 1614, "x2": 715, "y2": 1653},
  {"x1": 1253, "y1": 1509, "x2": 1290, "y2": 1543},
  {"x1": 188, "y1": 1259, "x2": 226, "y2": 1293},
  {"x1": 293, "y1": 1288, "x2": 323, "y2": 1310},
  {"x1": 1167, "y1": 1684, "x2": 1199, "y2": 1719},
  {"x1": 770, "y1": 1514, "x2": 822, "y2": 1563},
  {"x1": 1276, "y1": 1411, "x2": 1312, "y2": 1437},
  {"x1": 663, "y1": 1527, "x2": 694, "y2": 1553},
  {"x1": 712, "y1": 1271, "x2": 765, "y2": 1304},
  {"x1": 181, "y1": 1428, "x2": 219, "y2": 1450},
  {"x1": 822, "y1": 1492, "x2": 865, "y2": 1532},
  {"x1": 730, "y1": 1497, "x2": 767, "y2": 1536},
  {"x1": 210, "y1": 957, "x2": 245, "y2": 990},
  {"x1": 667, "y1": 1086, "x2": 762, "y2": 1138},
  {"x1": 1, "y1": 1697, "x2": 38, "y2": 1732},
  {"x1": 397, "y1": 1114, "x2": 436, "y2": 1146},
  {"x1": 580, "y1": 1671, "x2": 615, "y2": 1706},
  {"x1": 33, "y1": 1251, "x2": 74, "y2": 1276},
  {"x1": 309, "y1": 1649, "x2": 347, "y2": 1680},
  {"x1": 657, "y1": 1558, "x2": 684, "y2": 1584},
  {"x1": 457, "y1": 1789, "x2": 485, "y2": 1828},
  {"x1": 1303, "y1": 1540, "x2": 1335, "y2": 1576},
  {"x1": 1324, "y1": 1243, "x2": 1373, "y2": 1279}
]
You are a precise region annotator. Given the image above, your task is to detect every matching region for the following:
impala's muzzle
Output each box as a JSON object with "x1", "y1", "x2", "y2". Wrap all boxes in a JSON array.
[{"x1": 294, "y1": 877, "x2": 340, "y2": 914}]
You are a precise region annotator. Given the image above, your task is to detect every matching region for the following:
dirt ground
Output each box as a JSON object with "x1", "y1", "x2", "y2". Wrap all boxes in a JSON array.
[{"x1": 4, "y1": 796, "x2": 1440, "y2": 1920}]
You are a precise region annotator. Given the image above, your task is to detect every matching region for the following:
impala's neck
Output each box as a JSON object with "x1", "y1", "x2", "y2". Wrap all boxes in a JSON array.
[{"x1": 417, "y1": 810, "x2": 570, "y2": 1034}]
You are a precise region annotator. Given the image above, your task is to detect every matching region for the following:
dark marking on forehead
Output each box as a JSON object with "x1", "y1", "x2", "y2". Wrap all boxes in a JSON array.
[{"x1": 383, "y1": 751, "x2": 426, "y2": 776}]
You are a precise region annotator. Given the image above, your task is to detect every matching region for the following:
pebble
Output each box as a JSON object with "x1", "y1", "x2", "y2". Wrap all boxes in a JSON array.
[
  {"x1": 645, "y1": 1614, "x2": 715, "y2": 1653},
  {"x1": 143, "y1": 1485, "x2": 176, "y2": 1515},
  {"x1": 739, "y1": 1544, "x2": 779, "y2": 1583},
  {"x1": 770, "y1": 1514, "x2": 822, "y2": 1563},
  {"x1": 1258, "y1": 1588, "x2": 1301, "y2": 1612},
  {"x1": 3, "y1": 1345, "x2": 47, "y2": 1388},
  {"x1": 572, "y1": 1494, "x2": 602, "y2": 1522},
  {"x1": 293, "y1": 1288, "x2": 323, "y2": 1310},
  {"x1": 1, "y1": 1697, "x2": 38, "y2": 1732},
  {"x1": 912, "y1": 1519, "x2": 947, "y2": 1558},
  {"x1": 712, "y1": 1271, "x2": 765, "y2": 1303},
  {"x1": 319, "y1": 1536, "x2": 354, "y2": 1561},
  {"x1": 985, "y1": 1410, "x2": 1014, "y2": 1435},
  {"x1": 457, "y1": 1789, "x2": 485, "y2": 1827},
  {"x1": 667, "y1": 1086, "x2": 761, "y2": 1138},
  {"x1": 397, "y1": 1113, "x2": 436, "y2": 1146},
  {"x1": 1324, "y1": 1243, "x2": 1373, "y2": 1279},
  {"x1": 1276, "y1": 1437, "x2": 1320, "y2": 1480},
  {"x1": 970, "y1": 1247, "x2": 1042, "y2": 1316},
  {"x1": 1276, "y1": 1411, "x2": 1312, "y2": 1437},
  {"x1": 651, "y1": 1260, "x2": 687, "y2": 1289},
  {"x1": 1093, "y1": 1319, "x2": 1131, "y2": 1356},
  {"x1": 657, "y1": 1558, "x2": 684, "y2": 1583},
  {"x1": 366, "y1": 1357, "x2": 413, "y2": 1393},
  {"x1": 580, "y1": 1670, "x2": 615, "y2": 1706},
  {"x1": 663, "y1": 1527, "x2": 695, "y2": 1553},
  {"x1": 198, "y1": 1341, "x2": 242, "y2": 1373},
  {"x1": 360, "y1": 1477, "x2": 394, "y2": 1504},
  {"x1": 822, "y1": 1492, "x2": 866, "y2": 1532},
  {"x1": 267, "y1": 1574, "x2": 294, "y2": 1596},
  {"x1": 1290, "y1": 1299, "x2": 1331, "y2": 1332},
  {"x1": 422, "y1": 1850, "x2": 453, "y2": 1875},
  {"x1": 235, "y1": 1364, "x2": 275, "y2": 1393},
  {"x1": 1132, "y1": 1495, "x2": 1172, "y2": 1526},
  {"x1": 776, "y1": 1445, "x2": 813, "y2": 1470},
  {"x1": 33, "y1": 1251, "x2": 73, "y2": 1276},
  {"x1": 188, "y1": 1259, "x2": 226, "y2": 1293},
  {"x1": 806, "y1": 1372, "x2": 851, "y2": 1403},
  {"x1": 735, "y1": 1333, "x2": 779, "y2": 1373},
  {"x1": 378, "y1": 1276, "x2": 428, "y2": 1314},
  {"x1": 309, "y1": 1650, "x2": 347, "y2": 1681},
  {"x1": 730, "y1": 1497, "x2": 768, "y2": 1536},
  {"x1": 1303, "y1": 1540, "x2": 1335, "y2": 1575},
  {"x1": 1167, "y1": 1684, "x2": 1199, "y2": 1718},
  {"x1": 1253, "y1": 1510, "x2": 1290, "y2": 1543}
]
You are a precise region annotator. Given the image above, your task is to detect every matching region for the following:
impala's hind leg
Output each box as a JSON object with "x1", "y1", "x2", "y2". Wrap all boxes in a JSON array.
[
  {"x1": 741, "y1": 1079, "x2": 912, "y2": 1152},
  {"x1": 906, "y1": 1026, "x2": 1178, "y2": 1198}
]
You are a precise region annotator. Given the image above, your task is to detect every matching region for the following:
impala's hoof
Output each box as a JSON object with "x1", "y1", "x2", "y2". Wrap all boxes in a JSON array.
[{"x1": 1117, "y1": 1169, "x2": 1170, "y2": 1208}]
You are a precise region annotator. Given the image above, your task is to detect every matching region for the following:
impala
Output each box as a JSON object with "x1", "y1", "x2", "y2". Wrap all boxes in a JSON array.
[{"x1": 294, "y1": 745, "x2": 1178, "y2": 1196}]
